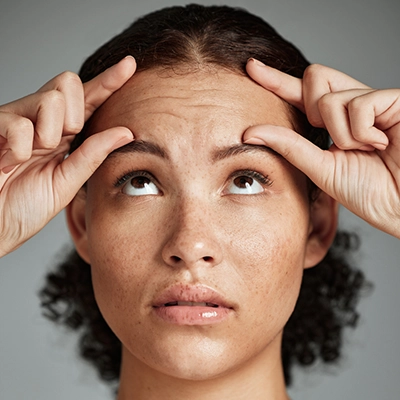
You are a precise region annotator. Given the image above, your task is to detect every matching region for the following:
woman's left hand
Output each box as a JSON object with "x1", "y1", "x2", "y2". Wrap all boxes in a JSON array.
[{"x1": 244, "y1": 59, "x2": 400, "y2": 239}]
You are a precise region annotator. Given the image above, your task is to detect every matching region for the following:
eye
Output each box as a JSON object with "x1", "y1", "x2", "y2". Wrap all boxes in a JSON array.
[
  {"x1": 117, "y1": 172, "x2": 160, "y2": 196},
  {"x1": 226, "y1": 170, "x2": 271, "y2": 195}
]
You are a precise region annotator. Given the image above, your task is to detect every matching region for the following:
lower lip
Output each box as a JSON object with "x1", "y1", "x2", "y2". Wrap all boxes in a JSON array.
[{"x1": 153, "y1": 306, "x2": 232, "y2": 325}]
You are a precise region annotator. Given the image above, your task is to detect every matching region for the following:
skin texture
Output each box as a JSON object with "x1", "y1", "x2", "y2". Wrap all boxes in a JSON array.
[
  {"x1": 0, "y1": 57, "x2": 136, "y2": 256},
  {"x1": 245, "y1": 60, "x2": 400, "y2": 238},
  {"x1": 68, "y1": 67, "x2": 336, "y2": 400}
]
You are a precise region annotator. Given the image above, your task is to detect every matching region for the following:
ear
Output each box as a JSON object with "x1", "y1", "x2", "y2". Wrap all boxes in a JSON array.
[
  {"x1": 304, "y1": 190, "x2": 338, "y2": 269},
  {"x1": 66, "y1": 188, "x2": 91, "y2": 264}
]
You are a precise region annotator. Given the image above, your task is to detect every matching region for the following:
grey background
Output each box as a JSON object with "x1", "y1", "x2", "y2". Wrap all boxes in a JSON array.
[{"x1": 0, "y1": 0, "x2": 399, "y2": 399}]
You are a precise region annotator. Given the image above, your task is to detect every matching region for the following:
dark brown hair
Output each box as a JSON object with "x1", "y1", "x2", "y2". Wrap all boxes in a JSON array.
[{"x1": 40, "y1": 4, "x2": 367, "y2": 389}]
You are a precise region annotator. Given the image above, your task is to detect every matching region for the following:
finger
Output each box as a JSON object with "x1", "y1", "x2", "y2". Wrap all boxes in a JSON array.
[
  {"x1": 317, "y1": 88, "x2": 387, "y2": 150},
  {"x1": 302, "y1": 64, "x2": 370, "y2": 127},
  {"x1": 1, "y1": 90, "x2": 66, "y2": 150},
  {"x1": 83, "y1": 56, "x2": 137, "y2": 120},
  {"x1": 33, "y1": 91, "x2": 65, "y2": 149},
  {"x1": 53, "y1": 127, "x2": 134, "y2": 204},
  {"x1": 246, "y1": 60, "x2": 371, "y2": 129},
  {"x1": 243, "y1": 125, "x2": 335, "y2": 194},
  {"x1": 246, "y1": 58, "x2": 305, "y2": 112},
  {"x1": 38, "y1": 71, "x2": 84, "y2": 134},
  {"x1": 372, "y1": 89, "x2": 400, "y2": 130},
  {"x1": 0, "y1": 111, "x2": 34, "y2": 170},
  {"x1": 348, "y1": 89, "x2": 400, "y2": 148},
  {"x1": 36, "y1": 56, "x2": 136, "y2": 135}
]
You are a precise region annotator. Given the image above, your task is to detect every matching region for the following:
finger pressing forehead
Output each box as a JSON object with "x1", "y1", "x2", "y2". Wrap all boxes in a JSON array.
[
  {"x1": 246, "y1": 58, "x2": 304, "y2": 112},
  {"x1": 83, "y1": 56, "x2": 137, "y2": 121}
]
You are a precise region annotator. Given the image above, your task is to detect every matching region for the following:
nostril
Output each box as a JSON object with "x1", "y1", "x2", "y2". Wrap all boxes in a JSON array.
[
  {"x1": 171, "y1": 255, "x2": 181, "y2": 263},
  {"x1": 203, "y1": 256, "x2": 213, "y2": 262}
]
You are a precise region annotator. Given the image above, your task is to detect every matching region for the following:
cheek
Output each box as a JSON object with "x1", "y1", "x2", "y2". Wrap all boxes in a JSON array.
[
  {"x1": 228, "y1": 202, "x2": 310, "y2": 323},
  {"x1": 84, "y1": 204, "x2": 165, "y2": 329}
]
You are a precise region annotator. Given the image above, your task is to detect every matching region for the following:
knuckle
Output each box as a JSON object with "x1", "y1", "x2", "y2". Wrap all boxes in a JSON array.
[
  {"x1": 7, "y1": 116, "x2": 34, "y2": 135},
  {"x1": 347, "y1": 96, "x2": 364, "y2": 113},
  {"x1": 40, "y1": 89, "x2": 65, "y2": 108},
  {"x1": 55, "y1": 71, "x2": 84, "y2": 134},
  {"x1": 55, "y1": 70, "x2": 82, "y2": 88},
  {"x1": 317, "y1": 92, "x2": 333, "y2": 112},
  {"x1": 65, "y1": 120, "x2": 84, "y2": 135},
  {"x1": 303, "y1": 64, "x2": 326, "y2": 82},
  {"x1": 10, "y1": 148, "x2": 31, "y2": 163}
]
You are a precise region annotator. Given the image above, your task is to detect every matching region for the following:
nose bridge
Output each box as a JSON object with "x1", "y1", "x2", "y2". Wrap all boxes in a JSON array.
[{"x1": 162, "y1": 194, "x2": 223, "y2": 268}]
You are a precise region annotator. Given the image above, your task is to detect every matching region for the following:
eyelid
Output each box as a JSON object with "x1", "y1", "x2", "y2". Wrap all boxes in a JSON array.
[
  {"x1": 227, "y1": 169, "x2": 273, "y2": 187},
  {"x1": 114, "y1": 170, "x2": 158, "y2": 188},
  {"x1": 113, "y1": 169, "x2": 272, "y2": 193}
]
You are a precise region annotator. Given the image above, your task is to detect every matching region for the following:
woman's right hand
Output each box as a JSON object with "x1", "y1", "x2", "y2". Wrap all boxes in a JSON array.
[{"x1": 0, "y1": 56, "x2": 136, "y2": 257}]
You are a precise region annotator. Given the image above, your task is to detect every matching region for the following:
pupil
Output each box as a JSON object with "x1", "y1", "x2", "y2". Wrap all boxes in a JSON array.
[
  {"x1": 234, "y1": 176, "x2": 253, "y2": 188},
  {"x1": 131, "y1": 177, "x2": 149, "y2": 188}
]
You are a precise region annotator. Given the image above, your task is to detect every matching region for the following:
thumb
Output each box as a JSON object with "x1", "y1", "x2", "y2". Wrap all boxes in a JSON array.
[
  {"x1": 54, "y1": 127, "x2": 133, "y2": 204},
  {"x1": 243, "y1": 125, "x2": 335, "y2": 193}
]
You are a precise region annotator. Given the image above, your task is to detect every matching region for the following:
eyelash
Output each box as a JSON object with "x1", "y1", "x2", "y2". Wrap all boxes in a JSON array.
[
  {"x1": 227, "y1": 169, "x2": 273, "y2": 188},
  {"x1": 114, "y1": 170, "x2": 157, "y2": 188},
  {"x1": 113, "y1": 169, "x2": 273, "y2": 192}
]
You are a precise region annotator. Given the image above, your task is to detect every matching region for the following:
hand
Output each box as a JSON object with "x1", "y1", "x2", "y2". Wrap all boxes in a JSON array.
[
  {"x1": 244, "y1": 59, "x2": 400, "y2": 238},
  {"x1": 0, "y1": 56, "x2": 136, "y2": 256}
]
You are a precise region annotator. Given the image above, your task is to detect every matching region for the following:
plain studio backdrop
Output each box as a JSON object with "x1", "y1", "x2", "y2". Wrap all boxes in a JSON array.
[{"x1": 0, "y1": 0, "x2": 399, "y2": 399}]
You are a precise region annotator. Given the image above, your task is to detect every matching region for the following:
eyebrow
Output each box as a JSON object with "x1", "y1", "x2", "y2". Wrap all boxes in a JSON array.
[
  {"x1": 211, "y1": 143, "x2": 279, "y2": 163},
  {"x1": 107, "y1": 140, "x2": 169, "y2": 160},
  {"x1": 107, "y1": 139, "x2": 278, "y2": 163}
]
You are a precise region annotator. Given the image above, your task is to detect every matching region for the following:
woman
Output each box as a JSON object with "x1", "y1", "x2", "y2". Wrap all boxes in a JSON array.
[{"x1": 0, "y1": 5, "x2": 398, "y2": 399}]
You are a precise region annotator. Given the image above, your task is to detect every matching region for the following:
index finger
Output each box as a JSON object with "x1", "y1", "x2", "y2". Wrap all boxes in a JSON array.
[
  {"x1": 246, "y1": 59, "x2": 372, "y2": 116},
  {"x1": 83, "y1": 55, "x2": 137, "y2": 120},
  {"x1": 246, "y1": 58, "x2": 305, "y2": 112}
]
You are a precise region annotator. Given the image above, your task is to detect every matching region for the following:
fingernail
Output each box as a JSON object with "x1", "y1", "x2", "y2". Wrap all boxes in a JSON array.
[
  {"x1": 372, "y1": 142, "x2": 388, "y2": 151},
  {"x1": 1, "y1": 165, "x2": 17, "y2": 174},
  {"x1": 248, "y1": 58, "x2": 266, "y2": 67},
  {"x1": 243, "y1": 137, "x2": 266, "y2": 145}
]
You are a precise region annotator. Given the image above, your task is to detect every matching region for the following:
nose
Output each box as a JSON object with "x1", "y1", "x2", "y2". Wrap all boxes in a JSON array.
[{"x1": 161, "y1": 200, "x2": 223, "y2": 269}]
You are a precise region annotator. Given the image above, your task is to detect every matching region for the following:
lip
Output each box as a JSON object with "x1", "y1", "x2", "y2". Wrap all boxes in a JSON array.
[{"x1": 152, "y1": 284, "x2": 234, "y2": 326}]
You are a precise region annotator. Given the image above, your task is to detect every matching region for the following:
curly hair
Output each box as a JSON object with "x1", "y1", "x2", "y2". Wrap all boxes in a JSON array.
[{"x1": 40, "y1": 3, "x2": 368, "y2": 389}]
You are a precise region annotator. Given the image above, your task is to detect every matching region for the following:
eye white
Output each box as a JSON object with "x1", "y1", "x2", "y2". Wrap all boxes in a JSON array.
[
  {"x1": 227, "y1": 176, "x2": 264, "y2": 195},
  {"x1": 122, "y1": 176, "x2": 159, "y2": 196}
]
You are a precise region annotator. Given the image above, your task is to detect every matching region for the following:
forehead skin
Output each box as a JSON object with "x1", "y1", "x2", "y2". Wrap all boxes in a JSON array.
[{"x1": 87, "y1": 67, "x2": 294, "y2": 149}]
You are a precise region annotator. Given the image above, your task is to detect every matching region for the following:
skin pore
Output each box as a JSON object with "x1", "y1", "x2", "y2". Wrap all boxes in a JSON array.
[{"x1": 67, "y1": 67, "x2": 336, "y2": 400}]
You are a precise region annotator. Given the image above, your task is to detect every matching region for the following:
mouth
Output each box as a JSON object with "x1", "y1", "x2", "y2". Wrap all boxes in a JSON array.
[
  {"x1": 152, "y1": 284, "x2": 234, "y2": 325},
  {"x1": 163, "y1": 301, "x2": 220, "y2": 308}
]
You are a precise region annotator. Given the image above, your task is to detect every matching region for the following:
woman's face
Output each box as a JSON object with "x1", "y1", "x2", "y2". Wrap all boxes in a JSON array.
[{"x1": 70, "y1": 67, "x2": 329, "y2": 381}]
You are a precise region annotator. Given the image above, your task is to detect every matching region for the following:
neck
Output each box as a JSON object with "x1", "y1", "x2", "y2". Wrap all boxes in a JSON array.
[{"x1": 117, "y1": 335, "x2": 289, "y2": 400}]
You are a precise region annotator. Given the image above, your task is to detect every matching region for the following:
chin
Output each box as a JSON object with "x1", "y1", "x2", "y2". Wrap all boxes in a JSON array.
[{"x1": 130, "y1": 333, "x2": 243, "y2": 381}]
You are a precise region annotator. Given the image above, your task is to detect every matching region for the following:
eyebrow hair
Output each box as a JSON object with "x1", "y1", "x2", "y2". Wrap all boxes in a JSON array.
[
  {"x1": 107, "y1": 140, "x2": 169, "y2": 160},
  {"x1": 211, "y1": 143, "x2": 279, "y2": 163},
  {"x1": 107, "y1": 140, "x2": 278, "y2": 163}
]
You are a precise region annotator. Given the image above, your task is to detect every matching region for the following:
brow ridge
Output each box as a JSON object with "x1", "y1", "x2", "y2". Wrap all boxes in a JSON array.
[
  {"x1": 211, "y1": 143, "x2": 279, "y2": 163},
  {"x1": 107, "y1": 140, "x2": 277, "y2": 163},
  {"x1": 108, "y1": 140, "x2": 169, "y2": 160}
]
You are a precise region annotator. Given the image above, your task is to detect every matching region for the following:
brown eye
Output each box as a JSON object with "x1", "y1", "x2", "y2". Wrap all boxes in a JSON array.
[
  {"x1": 130, "y1": 176, "x2": 151, "y2": 188},
  {"x1": 233, "y1": 176, "x2": 254, "y2": 189},
  {"x1": 122, "y1": 174, "x2": 159, "y2": 196},
  {"x1": 227, "y1": 173, "x2": 264, "y2": 195}
]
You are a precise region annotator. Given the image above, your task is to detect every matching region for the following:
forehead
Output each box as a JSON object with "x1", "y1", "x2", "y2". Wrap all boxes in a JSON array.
[{"x1": 89, "y1": 67, "x2": 293, "y2": 146}]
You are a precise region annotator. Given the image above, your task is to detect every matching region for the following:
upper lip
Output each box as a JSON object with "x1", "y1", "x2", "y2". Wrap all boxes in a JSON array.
[{"x1": 152, "y1": 284, "x2": 234, "y2": 309}]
